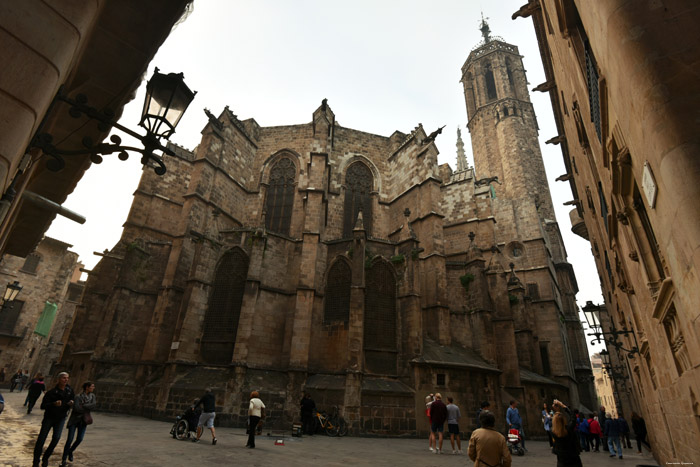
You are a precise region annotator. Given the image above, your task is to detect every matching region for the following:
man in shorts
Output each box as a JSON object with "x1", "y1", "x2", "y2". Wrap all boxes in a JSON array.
[
  {"x1": 192, "y1": 388, "x2": 217, "y2": 445},
  {"x1": 446, "y1": 396, "x2": 463, "y2": 454},
  {"x1": 429, "y1": 393, "x2": 448, "y2": 454}
]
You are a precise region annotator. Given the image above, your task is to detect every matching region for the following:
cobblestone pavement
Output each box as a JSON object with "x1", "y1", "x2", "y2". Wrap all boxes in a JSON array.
[{"x1": 0, "y1": 392, "x2": 660, "y2": 466}]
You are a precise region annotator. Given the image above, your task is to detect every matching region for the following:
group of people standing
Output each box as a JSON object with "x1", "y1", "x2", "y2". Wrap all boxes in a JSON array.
[
  {"x1": 424, "y1": 393, "x2": 463, "y2": 455},
  {"x1": 29, "y1": 372, "x2": 96, "y2": 467}
]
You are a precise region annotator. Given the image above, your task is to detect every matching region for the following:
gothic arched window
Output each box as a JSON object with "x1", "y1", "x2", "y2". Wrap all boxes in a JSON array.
[
  {"x1": 484, "y1": 62, "x2": 497, "y2": 101},
  {"x1": 201, "y1": 248, "x2": 249, "y2": 364},
  {"x1": 364, "y1": 261, "x2": 397, "y2": 375},
  {"x1": 343, "y1": 162, "x2": 373, "y2": 238},
  {"x1": 265, "y1": 157, "x2": 296, "y2": 235},
  {"x1": 323, "y1": 260, "x2": 351, "y2": 324}
]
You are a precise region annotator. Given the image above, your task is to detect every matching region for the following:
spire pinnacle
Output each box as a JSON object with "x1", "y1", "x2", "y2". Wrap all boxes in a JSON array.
[
  {"x1": 456, "y1": 127, "x2": 469, "y2": 172},
  {"x1": 479, "y1": 12, "x2": 491, "y2": 43}
]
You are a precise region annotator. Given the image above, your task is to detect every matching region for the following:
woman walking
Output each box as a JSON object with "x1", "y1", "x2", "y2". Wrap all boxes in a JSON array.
[
  {"x1": 542, "y1": 402, "x2": 553, "y2": 447},
  {"x1": 60, "y1": 381, "x2": 96, "y2": 466},
  {"x1": 551, "y1": 399, "x2": 582, "y2": 467},
  {"x1": 246, "y1": 390, "x2": 265, "y2": 448},
  {"x1": 631, "y1": 411, "x2": 652, "y2": 454}
]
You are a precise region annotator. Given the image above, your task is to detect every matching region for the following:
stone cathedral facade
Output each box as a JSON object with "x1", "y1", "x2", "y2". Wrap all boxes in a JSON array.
[{"x1": 60, "y1": 27, "x2": 595, "y2": 436}]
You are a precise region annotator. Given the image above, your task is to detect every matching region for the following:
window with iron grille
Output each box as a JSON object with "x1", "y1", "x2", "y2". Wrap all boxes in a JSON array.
[
  {"x1": 323, "y1": 260, "x2": 351, "y2": 325},
  {"x1": 21, "y1": 253, "x2": 41, "y2": 274},
  {"x1": 585, "y1": 42, "x2": 601, "y2": 141},
  {"x1": 343, "y1": 162, "x2": 373, "y2": 238},
  {"x1": 201, "y1": 249, "x2": 249, "y2": 364},
  {"x1": 0, "y1": 300, "x2": 24, "y2": 335},
  {"x1": 364, "y1": 261, "x2": 397, "y2": 375},
  {"x1": 265, "y1": 157, "x2": 296, "y2": 235}
]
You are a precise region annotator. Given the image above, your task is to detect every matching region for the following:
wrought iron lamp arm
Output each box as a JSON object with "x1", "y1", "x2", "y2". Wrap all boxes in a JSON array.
[{"x1": 30, "y1": 88, "x2": 173, "y2": 175}]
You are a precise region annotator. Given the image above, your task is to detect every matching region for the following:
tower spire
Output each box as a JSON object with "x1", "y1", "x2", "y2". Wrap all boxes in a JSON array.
[
  {"x1": 456, "y1": 127, "x2": 469, "y2": 172},
  {"x1": 479, "y1": 12, "x2": 491, "y2": 43}
]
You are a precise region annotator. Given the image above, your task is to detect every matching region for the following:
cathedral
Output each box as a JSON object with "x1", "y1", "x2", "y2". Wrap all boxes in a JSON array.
[{"x1": 60, "y1": 23, "x2": 595, "y2": 436}]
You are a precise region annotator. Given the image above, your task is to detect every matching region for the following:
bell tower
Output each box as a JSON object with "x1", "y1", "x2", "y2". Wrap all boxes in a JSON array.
[{"x1": 460, "y1": 17, "x2": 554, "y2": 221}]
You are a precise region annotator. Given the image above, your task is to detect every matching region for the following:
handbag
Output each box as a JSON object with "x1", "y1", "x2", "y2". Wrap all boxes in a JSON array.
[{"x1": 83, "y1": 412, "x2": 93, "y2": 425}]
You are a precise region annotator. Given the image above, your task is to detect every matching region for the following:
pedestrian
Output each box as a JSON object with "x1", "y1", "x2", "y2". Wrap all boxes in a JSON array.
[
  {"x1": 26, "y1": 374, "x2": 46, "y2": 414},
  {"x1": 577, "y1": 411, "x2": 590, "y2": 451},
  {"x1": 587, "y1": 413, "x2": 602, "y2": 452},
  {"x1": 446, "y1": 396, "x2": 463, "y2": 454},
  {"x1": 60, "y1": 381, "x2": 96, "y2": 466},
  {"x1": 506, "y1": 400, "x2": 526, "y2": 451},
  {"x1": 246, "y1": 390, "x2": 265, "y2": 448},
  {"x1": 33, "y1": 372, "x2": 75, "y2": 467},
  {"x1": 604, "y1": 413, "x2": 623, "y2": 459},
  {"x1": 551, "y1": 399, "x2": 582, "y2": 466},
  {"x1": 468, "y1": 410, "x2": 512, "y2": 467},
  {"x1": 476, "y1": 401, "x2": 490, "y2": 429},
  {"x1": 429, "y1": 393, "x2": 448, "y2": 454},
  {"x1": 598, "y1": 405, "x2": 607, "y2": 448},
  {"x1": 0, "y1": 367, "x2": 5, "y2": 383},
  {"x1": 191, "y1": 387, "x2": 217, "y2": 445},
  {"x1": 300, "y1": 392, "x2": 316, "y2": 436},
  {"x1": 10, "y1": 369, "x2": 22, "y2": 392},
  {"x1": 20, "y1": 370, "x2": 29, "y2": 391},
  {"x1": 425, "y1": 394, "x2": 436, "y2": 452},
  {"x1": 542, "y1": 402, "x2": 553, "y2": 447},
  {"x1": 618, "y1": 413, "x2": 632, "y2": 448},
  {"x1": 631, "y1": 411, "x2": 651, "y2": 454}
]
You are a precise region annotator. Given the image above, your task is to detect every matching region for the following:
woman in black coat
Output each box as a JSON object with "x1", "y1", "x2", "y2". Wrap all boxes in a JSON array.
[
  {"x1": 551, "y1": 399, "x2": 582, "y2": 467},
  {"x1": 631, "y1": 411, "x2": 652, "y2": 454}
]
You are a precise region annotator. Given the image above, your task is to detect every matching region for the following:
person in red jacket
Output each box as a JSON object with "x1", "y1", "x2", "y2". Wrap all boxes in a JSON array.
[{"x1": 587, "y1": 414, "x2": 602, "y2": 452}]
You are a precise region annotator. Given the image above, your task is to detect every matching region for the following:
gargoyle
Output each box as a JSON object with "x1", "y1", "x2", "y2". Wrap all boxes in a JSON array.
[
  {"x1": 475, "y1": 176, "x2": 501, "y2": 187},
  {"x1": 421, "y1": 125, "x2": 446, "y2": 145}
]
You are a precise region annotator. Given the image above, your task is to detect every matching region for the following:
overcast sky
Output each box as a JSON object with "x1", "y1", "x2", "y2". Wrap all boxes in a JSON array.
[{"x1": 46, "y1": 0, "x2": 605, "y2": 352}]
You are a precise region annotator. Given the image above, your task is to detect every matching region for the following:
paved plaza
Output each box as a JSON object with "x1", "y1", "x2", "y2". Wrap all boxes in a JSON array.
[{"x1": 0, "y1": 392, "x2": 660, "y2": 467}]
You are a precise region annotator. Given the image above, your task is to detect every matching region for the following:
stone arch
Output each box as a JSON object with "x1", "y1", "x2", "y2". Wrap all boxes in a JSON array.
[{"x1": 200, "y1": 247, "x2": 249, "y2": 365}]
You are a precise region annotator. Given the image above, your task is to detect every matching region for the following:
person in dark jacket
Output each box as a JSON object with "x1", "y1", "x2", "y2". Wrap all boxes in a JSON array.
[
  {"x1": 476, "y1": 401, "x2": 490, "y2": 429},
  {"x1": 551, "y1": 400, "x2": 582, "y2": 467},
  {"x1": 604, "y1": 413, "x2": 623, "y2": 459},
  {"x1": 429, "y1": 393, "x2": 448, "y2": 454},
  {"x1": 33, "y1": 372, "x2": 74, "y2": 467},
  {"x1": 192, "y1": 388, "x2": 217, "y2": 445},
  {"x1": 300, "y1": 392, "x2": 316, "y2": 435},
  {"x1": 61, "y1": 381, "x2": 96, "y2": 466},
  {"x1": 25, "y1": 375, "x2": 46, "y2": 414},
  {"x1": 631, "y1": 411, "x2": 652, "y2": 454},
  {"x1": 10, "y1": 369, "x2": 22, "y2": 392},
  {"x1": 598, "y1": 406, "x2": 607, "y2": 449},
  {"x1": 618, "y1": 413, "x2": 632, "y2": 448}
]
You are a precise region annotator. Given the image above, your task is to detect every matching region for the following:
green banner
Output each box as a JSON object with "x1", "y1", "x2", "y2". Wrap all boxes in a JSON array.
[{"x1": 33, "y1": 301, "x2": 58, "y2": 337}]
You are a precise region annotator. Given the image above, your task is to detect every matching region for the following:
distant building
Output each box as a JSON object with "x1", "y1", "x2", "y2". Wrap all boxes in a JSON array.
[
  {"x1": 0, "y1": 237, "x2": 82, "y2": 380},
  {"x1": 515, "y1": 0, "x2": 700, "y2": 462},
  {"x1": 590, "y1": 353, "x2": 617, "y2": 417},
  {"x1": 60, "y1": 25, "x2": 594, "y2": 435}
]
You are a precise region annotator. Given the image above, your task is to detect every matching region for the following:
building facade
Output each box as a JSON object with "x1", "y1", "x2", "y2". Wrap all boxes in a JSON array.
[
  {"x1": 0, "y1": 237, "x2": 83, "y2": 381},
  {"x1": 515, "y1": 0, "x2": 700, "y2": 462},
  {"x1": 60, "y1": 28, "x2": 594, "y2": 436}
]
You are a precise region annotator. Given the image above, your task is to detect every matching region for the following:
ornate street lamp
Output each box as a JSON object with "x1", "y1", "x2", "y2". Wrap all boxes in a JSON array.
[
  {"x1": 599, "y1": 349, "x2": 629, "y2": 381},
  {"x1": 2, "y1": 280, "x2": 22, "y2": 305},
  {"x1": 581, "y1": 301, "x2": 639, "y2": 356},
  {"x1": 31, "y1": 68, "x2": 196, "y2": 176}
]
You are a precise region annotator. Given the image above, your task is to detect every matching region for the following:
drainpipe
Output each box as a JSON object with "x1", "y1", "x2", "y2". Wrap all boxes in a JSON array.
[{"x1": 22, "y1": 191, "x2": 86, "y2": 224}]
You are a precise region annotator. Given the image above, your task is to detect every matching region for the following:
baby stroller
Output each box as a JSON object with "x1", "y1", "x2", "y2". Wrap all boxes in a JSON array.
[
  {"x1": 507, "y1": 428, "x2": 525, "y2": 456},
  {"x1": 170, "y1": 406, "x2": 201, "y2": 440}
]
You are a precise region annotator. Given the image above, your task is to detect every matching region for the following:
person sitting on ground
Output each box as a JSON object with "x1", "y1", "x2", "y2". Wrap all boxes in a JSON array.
[
  {"x1": 468, "y1": 410, "x2": 512, "y2": 467},
  {"x1": 551, "y1": 399, "x2": 582, "y2": 467}
]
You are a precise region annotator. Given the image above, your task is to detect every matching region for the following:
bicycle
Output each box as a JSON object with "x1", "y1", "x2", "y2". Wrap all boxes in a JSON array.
[{"x1": 314, "y1": 406, "x2": 348, "y2": 437}]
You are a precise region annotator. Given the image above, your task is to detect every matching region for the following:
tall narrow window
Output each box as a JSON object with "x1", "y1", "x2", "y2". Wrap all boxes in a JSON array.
[
  {"x1": 323, "y1": 260, "x2": 351, "y2": 324},
  {"x1": 265, "y1": 157, "x2": 296, "y2": 235},
  {"x1": 364, "y1": 261, "x2": 397, "y2": 375},
  {"x1": 484, "y1": 62, "x2": 497, "y2": 101},
  {"x1": 632, "y1": 183, "x2": 665, "y2": 280},
  {"x1": 540, "y1": 343, "x2": 551, "y2": 376},
  {"x1": 201, "y1": 249, "x2": 249, "y2": 364},
  {"x1": 585, "y1": 41, "x2": 602, "y2": 141},
  {"x1": 343, "y1": 162, "x2": 373, "y2": 238}
]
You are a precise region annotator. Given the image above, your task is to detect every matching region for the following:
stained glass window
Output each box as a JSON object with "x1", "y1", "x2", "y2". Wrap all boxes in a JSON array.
[
  {"x1": 265, "y1": 157, "x2": 296, "y2": 235},
  {"x1": 364, "y1": 261, "x2": 397, "y2": 374},
  {"x1": 201, "y1": 249, "x2": 249, "y2": 364},
  {"x1": 343, "y1": 162, "x2": 373, "y2": 237},
  {"x1": 323, "y1": 260, "x2": 351, "y2": 324}
]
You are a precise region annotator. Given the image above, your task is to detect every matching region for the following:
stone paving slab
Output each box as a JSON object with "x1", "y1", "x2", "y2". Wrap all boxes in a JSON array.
[{"x1": 0, "y1": 392, "x2": 659, "y2": 466}]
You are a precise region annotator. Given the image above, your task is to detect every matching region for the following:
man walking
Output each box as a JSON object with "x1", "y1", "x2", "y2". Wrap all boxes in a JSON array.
[
  {"x1": 191, "y1": 388, "x2": 217, "y2": 445},
  {"x1": 506, "y1": 400, "x2": 526, "y2": 451},
  {"x1": 429, "y1": 393, "x2": 448, "y2": 454},
  {"x1": 300, "y1": 392, "x2": 316, "y2": 436},
  {"x1": 446, "y1": 396, "x2": 463, "y2": 454},
  {"x1": 33, "y1": 372, "x2": 74, "y2": 467},
  {"x1": 604, "y1": 413, "x2": 624, "y2": 459}
]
